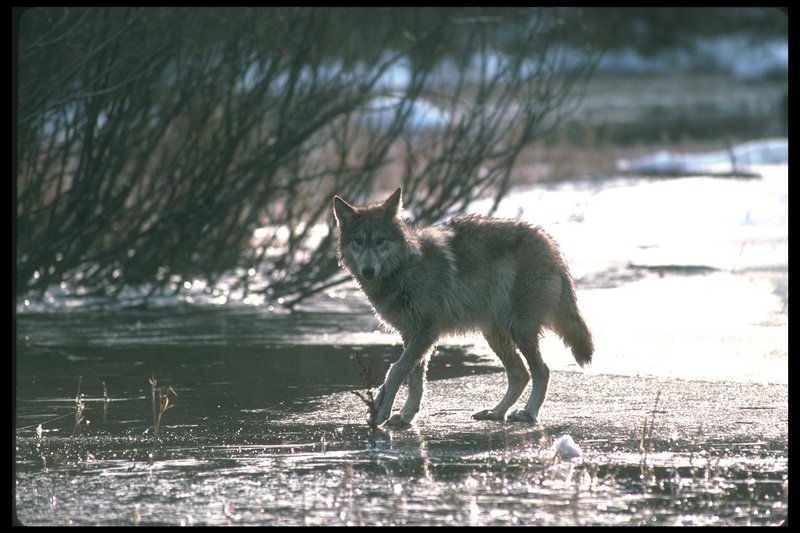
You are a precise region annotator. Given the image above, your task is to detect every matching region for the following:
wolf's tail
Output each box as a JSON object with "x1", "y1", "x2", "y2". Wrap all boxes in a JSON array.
[{"x1": 551, "y1": 273, "x2": 594, "y2": 367}]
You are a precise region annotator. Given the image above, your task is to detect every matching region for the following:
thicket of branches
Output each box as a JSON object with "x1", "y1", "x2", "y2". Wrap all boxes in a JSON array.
[{"x1": 16, "y1": 7, "x2": 597, "y2": 307}]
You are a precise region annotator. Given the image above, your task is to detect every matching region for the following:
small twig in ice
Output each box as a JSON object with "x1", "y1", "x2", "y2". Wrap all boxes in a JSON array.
[
  {"x1": 350, "y1": 356, "x2": 380, "y2": 434},
  {"x1": 72, "y1": 376, "x2": 85, "y2": 436}
]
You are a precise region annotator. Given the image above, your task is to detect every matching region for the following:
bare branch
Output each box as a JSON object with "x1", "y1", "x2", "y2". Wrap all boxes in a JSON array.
[{"x1": 16, "y1": 8, "x2": 597, "y2": 305}]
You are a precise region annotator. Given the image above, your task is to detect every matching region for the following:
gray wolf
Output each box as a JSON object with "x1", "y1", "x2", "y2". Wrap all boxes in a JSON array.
[{"x1": 333, "y1": 187, "x2": 593, "y2": 427}]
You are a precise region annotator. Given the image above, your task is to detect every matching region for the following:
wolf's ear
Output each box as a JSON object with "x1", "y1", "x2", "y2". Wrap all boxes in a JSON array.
[
  {"x1": 382, "y1": 187, "x2": 403, "y2": 218},
  {"x1": 333, "y1": 196, "x2": 358, "y2": 228}
]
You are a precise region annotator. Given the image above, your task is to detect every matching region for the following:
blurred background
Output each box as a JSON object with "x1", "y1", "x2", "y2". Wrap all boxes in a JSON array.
[{"x1": 15, "y1": 7, "x2": 788, "y2": 309}]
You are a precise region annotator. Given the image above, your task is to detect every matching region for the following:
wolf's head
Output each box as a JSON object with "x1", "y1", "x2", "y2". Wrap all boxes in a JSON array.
[{"x1": 333, "y1": 188, "x2": 418, "y2": 283}]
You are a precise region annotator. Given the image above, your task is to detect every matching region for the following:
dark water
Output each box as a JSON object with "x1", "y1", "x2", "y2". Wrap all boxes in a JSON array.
[{"x1": 14, "y1": 302, "x2": 787, "y2": 526}]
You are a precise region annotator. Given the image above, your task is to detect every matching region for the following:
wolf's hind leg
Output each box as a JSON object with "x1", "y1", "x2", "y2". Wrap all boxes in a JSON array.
[
  {"x1": 506, "y1": 274, "x2": 559, "y2": 424},
  {"x1": 508, "y1": 332, "x2": 549, "y2": 424},
  {"x1": 472, "y1": 329, "x2": 530, "y2": 422},
  {"x1": 387, "y1": 356, "x2": 429, "y2": 427}
]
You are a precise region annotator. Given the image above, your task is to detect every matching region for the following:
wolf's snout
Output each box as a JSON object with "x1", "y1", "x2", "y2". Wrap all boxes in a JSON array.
[{"x1": 361, "y1": 265, "x2": 376, "y2": 279}]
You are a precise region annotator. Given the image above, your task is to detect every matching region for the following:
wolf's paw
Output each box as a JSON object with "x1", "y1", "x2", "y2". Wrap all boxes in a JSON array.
[
  {"x1": 368, "y1": 388, "x2": 389, "y2": 427},
  {"x1": 369, "y1": 409, "x2": 389, "y2": 428},
  {"x1": 371, "y1": 403, "x2": 391, "y2": 427},
  {"x1": 386, "y1": 414, "x2": 412, "y2": 428},
  {"x1": 471, "y1": 409, "x2": 506, "y2": 421},
  {"x1": 507, "y1": 410, "x2": 538, "y2": 424}
]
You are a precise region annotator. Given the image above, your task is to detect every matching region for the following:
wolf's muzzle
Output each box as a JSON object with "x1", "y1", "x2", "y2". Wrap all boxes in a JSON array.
[{"x1": 361, "y1": 265, "x2": 376, "y2": 280}]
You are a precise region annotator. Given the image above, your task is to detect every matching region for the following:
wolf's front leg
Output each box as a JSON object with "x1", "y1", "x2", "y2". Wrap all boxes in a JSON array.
[
  {"x1": 386, "y1": 357, "x2": 430, "y2": 427},
  {"x1": 371, "y1": 336, "x2": 436, "y2": 427}
]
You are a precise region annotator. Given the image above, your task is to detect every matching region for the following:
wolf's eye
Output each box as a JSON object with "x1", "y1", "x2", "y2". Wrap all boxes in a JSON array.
[
  {"x1": 375, "y1": 238, "x2": 386, "y2": 246},
  {"x1": 353, "y1": 239, "x2": 364, "y2": 247}
]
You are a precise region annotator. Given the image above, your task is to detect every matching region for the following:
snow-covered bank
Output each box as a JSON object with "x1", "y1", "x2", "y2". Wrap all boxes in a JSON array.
[{"x1": 467, "y1": 139, "x2": 788, "y2": 384}]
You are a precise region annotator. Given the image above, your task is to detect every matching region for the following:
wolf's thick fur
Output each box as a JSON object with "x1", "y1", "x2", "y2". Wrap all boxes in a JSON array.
[{"x1": 333, "y1": 188, "x2": 593, "y2": 427}]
